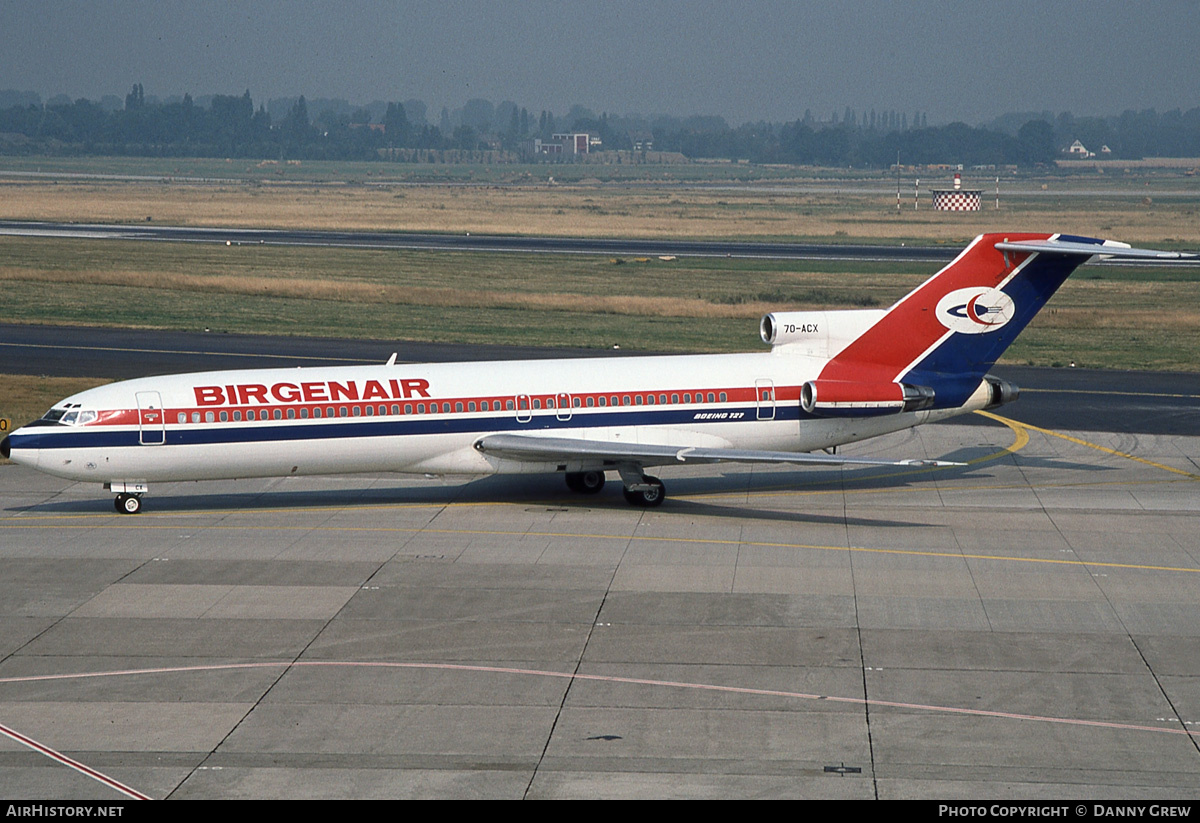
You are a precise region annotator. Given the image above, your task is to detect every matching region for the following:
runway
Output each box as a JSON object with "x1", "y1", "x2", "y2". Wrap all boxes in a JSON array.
[
  {"x1": 6, "y1": 220, "x2": 1198, "y2": 269},
  {"x1": 2, "y1": 332, "x2": 1200, "y2": 799},
  {"x1": 0, "y1": 218, "x2": 961, "y2": 262}
]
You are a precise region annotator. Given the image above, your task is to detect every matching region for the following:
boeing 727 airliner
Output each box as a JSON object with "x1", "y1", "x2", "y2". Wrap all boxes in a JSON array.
[{"x1": 3, "y1": 233, "x2": 1191, "y2": 513}]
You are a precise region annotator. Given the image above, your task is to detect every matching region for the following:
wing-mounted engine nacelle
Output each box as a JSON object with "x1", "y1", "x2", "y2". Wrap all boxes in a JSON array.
[
  {"x1": 983, "y1": 375, "x2": 1020, "y2": 409},
  {"x1": 760, "y1": 309, "x2": 885, "y2": 357},
  {"x1": 801, "y1": 380, "x2": 935, "y2": 417}
]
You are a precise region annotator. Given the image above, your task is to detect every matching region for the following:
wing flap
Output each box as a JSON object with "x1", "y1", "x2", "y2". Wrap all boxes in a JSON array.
[{"x1": 474, "y1": 433, "x2": 961, "y2": 468}]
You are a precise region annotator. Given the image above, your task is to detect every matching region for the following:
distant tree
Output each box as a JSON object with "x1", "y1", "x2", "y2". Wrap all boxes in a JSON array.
[
  {"x1": 1016, "y1": 119, "x2": 1056, "y2": 164},
  {"x1": 384, "y1": 101, "x2": 409, "y2": 143},
  {"x1": 402, "y1": 98, "x2": 427, "y2": 126},
  {"x1": 461, "y1": 98, "x2": 493, "y2": 132},
  {"x1": 452, "y1": 124, "x2": 478, "y2": 150},
  {"x1": 281, "y1": 95, "x2": 310, "y2": 147},
  {"x1": 124, "y1": 83, "x2": 144, "y2": 110}
]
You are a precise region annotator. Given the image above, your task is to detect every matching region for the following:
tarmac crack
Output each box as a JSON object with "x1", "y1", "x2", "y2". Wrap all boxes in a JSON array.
[
  {"x1": 842, "y1": 469, "x2": 879, "y2": 799},
  {"x1": 522, "y1": 515, "x2": 637, "y2": 799},
  {"x1": 162, "y1": 496, "x2": 447, "y2": 798}
]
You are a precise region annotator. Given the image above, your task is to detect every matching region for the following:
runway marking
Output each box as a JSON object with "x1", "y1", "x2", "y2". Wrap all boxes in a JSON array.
[
  {"x1": 672, "y1": 409, "x2": 1030, "y2": 501},
  {"x1": 0, "y1": 720, "x2": 151, "y2": 800},
  {"x1": 3, "y1": 414, "x2": 1195, "y2": 576},
  {"x1": 979, "y1": 411, "x2": 1200, "y2": 481},
  {"x1": 1, "y1": 661, "x2": 1196, "y2": 743},
  {"x1": 3, "y1": 517, "x2": 1199, "y2": 575}
]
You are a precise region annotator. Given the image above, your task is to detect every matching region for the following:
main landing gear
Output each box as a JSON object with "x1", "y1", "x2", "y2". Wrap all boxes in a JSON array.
[
  {"x1": 565, "y1": 469, "x2": 666, "y2": 507},
  {"x1": 114, "y1": 493, "x2": 143, "y2": 515},
  {"x1": 564, "y1": 470, "x2": 606, "y2": 494},
  {"x1": 621, "y1": 475, "x2": 664, "y2": 507}
]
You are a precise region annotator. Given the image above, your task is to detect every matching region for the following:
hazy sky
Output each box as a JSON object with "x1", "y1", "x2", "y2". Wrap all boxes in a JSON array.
[{"x1": 3, "y1": 0, "x2": 1198, "y2": 124}]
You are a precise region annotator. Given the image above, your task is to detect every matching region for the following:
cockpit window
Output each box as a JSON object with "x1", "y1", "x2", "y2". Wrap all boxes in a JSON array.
[{"x1": 40, "y1": 408, "x2": 97, "y2": 426}]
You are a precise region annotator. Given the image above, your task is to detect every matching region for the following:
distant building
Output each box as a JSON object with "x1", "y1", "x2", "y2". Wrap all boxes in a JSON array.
[
  {"x1": 523, "y1": 133, "x2": 592, "y2": 159},
  {"x1": 628, "y1": 130, "x2": 654, "y2": 152},
  {"x1": 551, "y1": 133, "x2": 591, "y2": 154},
  {"x1": 1067, "y1": 139, "x2": 1095, "y2": 158},
  {"x1": 526, "y1": 138, "x2": 563, "y2": 156}
]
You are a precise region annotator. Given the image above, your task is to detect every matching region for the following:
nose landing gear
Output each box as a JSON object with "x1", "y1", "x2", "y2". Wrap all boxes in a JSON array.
[
  {"x1": 115, "y1": 493, "x2": 143, "y2": 514},
  {"x1": 107, "y1": 482, "x2": 148, "y2": 515}
]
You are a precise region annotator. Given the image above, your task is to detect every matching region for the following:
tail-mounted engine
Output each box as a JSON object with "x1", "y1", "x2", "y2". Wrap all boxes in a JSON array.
[
  {"x1": 801, "y1": 380, "x2": 935, "y2": 417},
  {"x1": 761, "y1": 310, "x2": 885, "y2": 357},
  {"x1": 982, "y1": 375, "x2": 1020, "y2": 409}
]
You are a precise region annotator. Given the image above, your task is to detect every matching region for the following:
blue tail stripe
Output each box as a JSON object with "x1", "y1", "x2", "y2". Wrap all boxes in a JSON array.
[{"x1": 902, "y1": 251, "x2": 1087, "y2": 407}]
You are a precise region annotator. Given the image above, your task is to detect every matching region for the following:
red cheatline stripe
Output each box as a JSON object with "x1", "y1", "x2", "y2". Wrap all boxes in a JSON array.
[{"x1": 72, "y1": 384, "x2": 800, "y2": 427}]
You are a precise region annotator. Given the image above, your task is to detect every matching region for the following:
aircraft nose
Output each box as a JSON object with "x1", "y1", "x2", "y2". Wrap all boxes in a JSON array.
[{"x1": 0, "y1": 435, "x2": 9, "y2": 459}]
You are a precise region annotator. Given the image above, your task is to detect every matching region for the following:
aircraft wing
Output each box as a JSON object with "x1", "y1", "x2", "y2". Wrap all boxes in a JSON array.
[{"x1": 474, "y1": 433, "x2": 962, "y2": 469}]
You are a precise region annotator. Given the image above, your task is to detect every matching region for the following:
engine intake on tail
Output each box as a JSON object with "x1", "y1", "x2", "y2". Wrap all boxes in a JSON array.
[
  {"x1": 801, "y1": 380, "x2": 935, "y2": 417},
  {"x1": 983, "y1": 375, "x2": 1020, "y2": 408},
  {"x1": 760, "y1": 309, "x2": 885, "y2": 357}
]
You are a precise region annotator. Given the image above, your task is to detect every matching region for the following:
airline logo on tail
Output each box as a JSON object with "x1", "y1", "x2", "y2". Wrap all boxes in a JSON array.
[{"x1": 935, "y1": 287, "x2": 1015, "y2": 334}]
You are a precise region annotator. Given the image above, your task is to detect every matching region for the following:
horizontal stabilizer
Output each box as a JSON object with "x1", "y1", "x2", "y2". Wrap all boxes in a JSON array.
[
  {"x1": 995, "y1": 239, "x2": 1195, "y2": 260},
  {"x1": 475, "y1": 433, "x2": 962, "y2": 469}
]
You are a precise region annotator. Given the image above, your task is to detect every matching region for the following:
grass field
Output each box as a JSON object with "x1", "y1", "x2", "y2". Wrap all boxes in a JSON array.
[
  {"x1": 0, "y1": 157, "x2": 1198, "y2": 368},
  {"x1": 2, "y1": 232, "x2": 1197, "y2": 371},
  {"x1": 3, "y1": 157, "x2": 1200, "y2": 247},
  {"x1": 0, "y1": 236, "x2": 921, "y2": 350}
]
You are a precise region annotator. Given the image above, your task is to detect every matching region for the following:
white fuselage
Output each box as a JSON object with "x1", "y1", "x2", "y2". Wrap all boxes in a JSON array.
[{"x1": 9, "y1": 350, "x2": 987, "y2": 488}]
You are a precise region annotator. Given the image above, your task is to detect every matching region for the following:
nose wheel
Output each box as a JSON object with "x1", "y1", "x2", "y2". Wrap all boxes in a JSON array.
[{"x1": 115, "y1": 493, "x2": 143, "y2": 514}]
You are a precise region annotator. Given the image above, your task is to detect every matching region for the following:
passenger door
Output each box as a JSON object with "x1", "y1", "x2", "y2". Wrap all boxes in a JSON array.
[
  {"x1": 755, "y1": 379, "x2": 776, "y2": 421},
  {"x1": 136, "y1": 391, "x2": 166, "y2": 445}
]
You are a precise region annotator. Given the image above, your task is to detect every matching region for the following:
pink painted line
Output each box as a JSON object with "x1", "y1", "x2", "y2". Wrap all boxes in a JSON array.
[
  {"x1": 2, "y1": 660, "x2": 1196, "y2": 742},
  {"x1": 0, "y1": 721, "x2": 151, "y2": 800}
]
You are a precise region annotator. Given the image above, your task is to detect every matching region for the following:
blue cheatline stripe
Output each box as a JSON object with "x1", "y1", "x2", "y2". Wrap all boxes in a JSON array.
[{"x1": 10, "y1": 405, "x2": 804, "y2": 450}]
